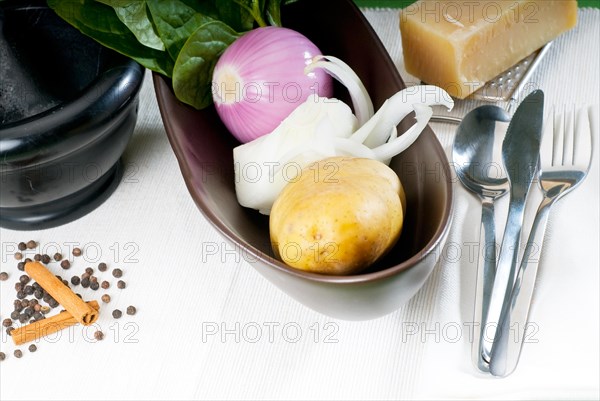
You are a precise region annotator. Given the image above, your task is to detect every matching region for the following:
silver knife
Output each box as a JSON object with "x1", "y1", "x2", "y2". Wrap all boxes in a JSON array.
[{"x1": 480, "y1": 90, "x2": 545, "y2": 372}]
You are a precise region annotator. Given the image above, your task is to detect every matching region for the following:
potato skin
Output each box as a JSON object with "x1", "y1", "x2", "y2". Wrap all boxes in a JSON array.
[{"x1": 270, "y1": 157, "x2": 404, "y2": 275}]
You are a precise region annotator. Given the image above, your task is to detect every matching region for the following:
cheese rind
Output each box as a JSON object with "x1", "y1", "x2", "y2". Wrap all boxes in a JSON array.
[{"x1": 400, "y1": 0, "x2": 577, "y2": 99}]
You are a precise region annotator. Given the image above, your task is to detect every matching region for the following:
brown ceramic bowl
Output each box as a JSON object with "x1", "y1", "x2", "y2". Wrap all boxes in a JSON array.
[{"x1": 154, "y1": 0, "x2": 453, "y2": 320}]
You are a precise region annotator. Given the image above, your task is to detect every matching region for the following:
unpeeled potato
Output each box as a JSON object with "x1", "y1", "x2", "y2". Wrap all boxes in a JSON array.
[{"x1": 270, "y1": 156, "x2": 405, "y2": 275}]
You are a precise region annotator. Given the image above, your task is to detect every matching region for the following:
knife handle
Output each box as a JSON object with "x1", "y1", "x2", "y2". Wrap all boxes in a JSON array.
[
  {"x1": 481, "y1": 196, "x2": 527, "y2": 362},
  {"x1": 489, "y1": 198, "x2": 552, "y2": 376}
]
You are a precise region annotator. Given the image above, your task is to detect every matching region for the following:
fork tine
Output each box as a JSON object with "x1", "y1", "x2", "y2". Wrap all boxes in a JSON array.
[
  {"x1": 552, "y1": 106, "x2": 564, "y2": 166},
  {"x1": 540, "y1": 107, "x2": 555, "y2": 168},
  {"x1": 573, "y1": 107, "x2": 592, "y2": 169},
  {"x1": 563, "y1": 105, "x2": 575, "y2": 166}
]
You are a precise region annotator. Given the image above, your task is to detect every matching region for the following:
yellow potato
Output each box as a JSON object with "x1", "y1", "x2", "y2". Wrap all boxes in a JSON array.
[{"x1": 270, "y1": 157, "x2": 405, "y2": 275}]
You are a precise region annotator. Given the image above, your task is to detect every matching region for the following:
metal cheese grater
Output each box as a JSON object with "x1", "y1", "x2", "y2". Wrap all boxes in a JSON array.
[{"x1": 431, "y1": 42, "x2": 553, "y2": 124}]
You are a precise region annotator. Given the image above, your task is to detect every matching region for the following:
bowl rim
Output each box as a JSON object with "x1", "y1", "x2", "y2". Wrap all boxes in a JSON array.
[{"x1": 153, "y1": 0, "x2": 454, "y2": 285}]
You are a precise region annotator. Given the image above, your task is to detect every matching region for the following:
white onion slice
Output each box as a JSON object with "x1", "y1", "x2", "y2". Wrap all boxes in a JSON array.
[
  {"x1": 354, "y1": 85, "x2": 453, "y2": 148},
  {"x1": 305, "y1": 55, "x2": 374, "y2": 126},
  {"x1": 371, "y1": 103, "x2": 433, "y2": 161},
  {"x1": 234, "y1": 95, "x2": 357, "y2": 214}
]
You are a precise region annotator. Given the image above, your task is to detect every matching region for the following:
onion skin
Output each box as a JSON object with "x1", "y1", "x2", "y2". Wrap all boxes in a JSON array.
[{"x1": 212, "y1": 27, "x2": 333, "y2": 143}]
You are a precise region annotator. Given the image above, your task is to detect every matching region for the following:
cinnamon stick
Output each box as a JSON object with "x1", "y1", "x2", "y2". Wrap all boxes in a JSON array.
[
  {"x1": 24, "y1": 261, "x2": 98, "y2": 325},
  {"x1": 11, "y1": 301, "x2": 100, "y2": 346}
]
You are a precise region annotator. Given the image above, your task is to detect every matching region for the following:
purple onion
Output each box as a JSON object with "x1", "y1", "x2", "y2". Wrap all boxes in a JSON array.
[{"x1": 212, "y1": 27, "x2": 333, "y2": 143}]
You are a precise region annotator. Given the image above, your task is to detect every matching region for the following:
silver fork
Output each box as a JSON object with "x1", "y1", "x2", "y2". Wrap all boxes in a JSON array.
[{"x1": 488, "y1": 106, "x2": 594, "y2": 377}]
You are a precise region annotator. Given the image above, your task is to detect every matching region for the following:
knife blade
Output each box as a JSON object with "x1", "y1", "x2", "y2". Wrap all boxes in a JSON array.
[{"x1": 480, "y1": 90, "x2": 545, "y2": 374}]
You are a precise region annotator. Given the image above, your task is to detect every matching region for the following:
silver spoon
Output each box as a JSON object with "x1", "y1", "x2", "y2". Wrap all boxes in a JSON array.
[{"x1": 452, "y1": 105, "x2": 510, "y2": 372}]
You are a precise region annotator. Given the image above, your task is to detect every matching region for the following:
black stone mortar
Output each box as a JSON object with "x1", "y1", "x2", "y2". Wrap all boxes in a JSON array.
[{"x1": 0, "y1": 0, "x2": 144, "y2": 230}]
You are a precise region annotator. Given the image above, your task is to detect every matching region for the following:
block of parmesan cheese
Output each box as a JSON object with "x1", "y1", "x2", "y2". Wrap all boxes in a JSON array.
[{"x1": 400, "y1": 0, "x2": 577, "y2": 99}]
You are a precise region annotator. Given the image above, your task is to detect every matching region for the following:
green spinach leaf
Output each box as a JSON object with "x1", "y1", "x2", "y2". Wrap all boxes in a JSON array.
[
  {"x1": 146, "y1": 0, "x2": 215, "y2": 61},
  {"x1": 47, "y1": 0, "x2": 173, "y2": 75},
  {"x1": 233, "y1": 0, "x2": 268, "y2": 27},
  {"x1": 265, "y1": 0, "x2": 282, "y2": 26},
  {"x1": 96, "y1": 0, "x2": 165, "y2": 51},
  {"x1": 213, "y1": 0, "x2": 255, "y2": 32},
  {"x1": 172, "y1": 21, "x2": 239, "y2": 109}
]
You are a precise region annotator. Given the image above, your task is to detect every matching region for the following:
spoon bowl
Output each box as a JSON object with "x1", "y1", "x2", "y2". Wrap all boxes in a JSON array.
[
  {"x1": 452, "y1": 105, "x2": 510, "y2": 372},
  {"x1": 453, "y1": 106, "x2": 511, "y2": 195}
]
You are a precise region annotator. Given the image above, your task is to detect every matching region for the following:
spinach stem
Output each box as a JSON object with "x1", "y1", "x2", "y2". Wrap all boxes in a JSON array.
[
  {"x1": 254, "y1": 13, "x2": 268, "y2": 27},
  {"x1": 251, "y1": 4, "x2": 268, "y2": 27}
]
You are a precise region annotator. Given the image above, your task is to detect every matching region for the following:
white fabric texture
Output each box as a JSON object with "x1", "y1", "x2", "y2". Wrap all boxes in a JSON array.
[{"x1": 0, "y1": 8, "x2": 598, "y2": 401}]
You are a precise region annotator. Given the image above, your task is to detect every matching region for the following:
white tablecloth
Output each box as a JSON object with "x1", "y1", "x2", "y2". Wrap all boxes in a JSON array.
[{"x1": 1, "y1": 8, "x2": 598, "y2": 401}]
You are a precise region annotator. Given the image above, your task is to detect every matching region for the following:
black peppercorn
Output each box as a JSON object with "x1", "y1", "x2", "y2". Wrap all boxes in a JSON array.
[
  {"x1": 19, "y1": 274, "x2": 30, "y2": 285},
  {"x1": 90, "y1": 282, "x2": 100, "y2": 291},
  {"x1": 101, "y1": 294, "x2": 111, "y2": 303},
  {"x1": 16, "y1": 290, "x2": 26, "y2": 299},
  {"x1": 18, "y1": 314, "x2": 28, "y2": 323},
  {"x1": 14, "y1": 349, "x2": 23, "y2": 358},
  {"x1": 14, "y1": 252, "x2": 23, "y2": 260},
  {"x1": 14, "y1": 282, "x2": 23, "y2": 292},
  {"x1": 18, "y1": 242, "x2": 27, "y2": 251},
  {"x1": 11, "y1": 311, "x2": 19, "y2": 320},
  {"x1": 101, "y1": 281, "x2": 110, "y2": 289},
  {"x1": 34, "y1": 290, "x2": 43, "y2": 300},
  {"x1": 2, "y1": 318, "x2": 12, "y2": 327},
  {"x1": 0, "y1": 272, "x2": 8, "y2": 281},
  {"x1": 41, "y1": 254, "x2": 51, "y2": 264},
  {"x1": 117, "y1": 280, "x2": 126, "y2": 289},
  {"x1": 0, "y1": 352, "x2": 5, "y2": 361},
  {"x1": 72, "y1": 247, "x2": 82, "y2": 257},
  {"x1": 94, "y1": 331, "x2": 104, "y2": 341},
  {"x1": 6, "y1": 327, "x2": 14, "y2": 336},
  {"x1": 112, "y1": 309, "x2": 122, "y2": 319},
  {"x1": 23, "y1": 307, "x2": 34, "y2": 317},
  {"x1": 16, "y1": 262, "x2": 25, "y2": 271},
  {"x1": 71, "y1": 276, "x2": 81, "y2": 286},
  {"x1": 49, "y1": 299, "x2": 59, "y2": 309},
  {"x1": 33, "y1": 312, "x2": 44, "y2": 321},
  {"x1": 98, "y1": 262, "x2": 108, "y2": 272},
  {"x1": 53, "y1": 253, "x2": 62, "y2": 261},
  {"x1": 60, "y1": 260, "x2": 71, "y2": 269},
  {"x1": 112, "y1": 268, "x2": 123, "y2": 278},
  {"x1": 24, "y1": 285, "x2": 34, "y2": 295},
  {"x1": 33, "y1": 254, "x2": 41, "y2": 262},
  {"x1": 85, "y1": 267, "x2": 94, "y2": 275},
  {"x1": 81, "y1": 277, "x2": 90, "y2": 288},
  {"x1": 126, "y1": 306, "x2": 137, "y2": 316},
  {"x1": 26, "y1": 240, "x2": 36, "y2": 249}
]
